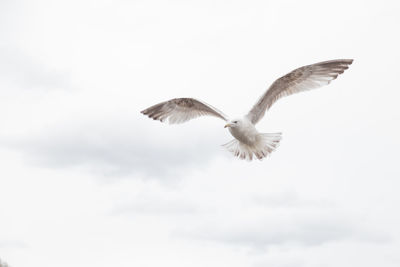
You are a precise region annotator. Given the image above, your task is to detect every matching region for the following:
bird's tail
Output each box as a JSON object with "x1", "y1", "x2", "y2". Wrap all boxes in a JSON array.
[{"x1": 222, "y1": 133, "x2": 282, "y2": 161}]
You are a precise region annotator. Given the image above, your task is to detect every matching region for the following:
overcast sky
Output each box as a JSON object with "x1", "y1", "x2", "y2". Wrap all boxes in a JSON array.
[{"x1": 1, "y1": 0, "x2": 400, "y2": 266}]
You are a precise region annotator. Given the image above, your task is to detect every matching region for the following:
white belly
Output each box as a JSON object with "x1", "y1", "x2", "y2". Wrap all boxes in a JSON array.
[{"x1": 229, "y1": 123, "x2": 259, "y2": 145}]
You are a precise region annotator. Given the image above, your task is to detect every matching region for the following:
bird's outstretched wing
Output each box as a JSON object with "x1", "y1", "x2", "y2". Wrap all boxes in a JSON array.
[
  {"x1": 246, "y1": 59, "x2": 353, "y2": 124},
  {"x1": 141, "y1": 98, "x2": 228, "y2": 124}
]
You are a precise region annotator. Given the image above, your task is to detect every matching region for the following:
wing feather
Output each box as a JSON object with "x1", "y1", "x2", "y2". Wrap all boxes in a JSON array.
[
  {"x1": 141, "y1": 98, "x2": 228, "y2": 124},
  {"x1": 247, "y1": 59, "x2": 353, "y2": 124}
]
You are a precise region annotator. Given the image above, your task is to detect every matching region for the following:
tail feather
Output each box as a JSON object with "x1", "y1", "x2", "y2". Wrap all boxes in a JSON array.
[{"x1": 223, "y1": 133, "x2": 282, "y2": 160}]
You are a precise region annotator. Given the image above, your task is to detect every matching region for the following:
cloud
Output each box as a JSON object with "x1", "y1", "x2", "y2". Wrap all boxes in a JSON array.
[
  {"x1": 1, "y1": 1, "x2": 400, "y2": 267},
  {"x1": 0, "y1": 117, "x2": 225, "y2": 178},
  {"x1": 113, "y1": 199, "x2": 196, "y2": 215},
  {"x1": 111, "y1": 193, "x2": 197, "y2": 215},
  {"x1": 0, "y1": 240, "x2": 27, "y2": 249},
  {"x1": 194, "y1": 219, "x2": 351, "y2": 247},
  {"x1": 174, "y1": 193, "x2": 391, "y2": 249},
  {"x1": 0, "y1": 46, "x2": 72, "y2": 91}
]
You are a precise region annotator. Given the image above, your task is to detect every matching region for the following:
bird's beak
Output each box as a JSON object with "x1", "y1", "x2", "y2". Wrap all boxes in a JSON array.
[{"x1": 224, "y1": 123, "x2": 232, "y2": 128}]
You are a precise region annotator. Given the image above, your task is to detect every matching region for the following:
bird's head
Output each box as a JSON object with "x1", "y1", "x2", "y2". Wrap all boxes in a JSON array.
[{"x1": 224, "y1": 119, "x2": 241, "y2": 128}]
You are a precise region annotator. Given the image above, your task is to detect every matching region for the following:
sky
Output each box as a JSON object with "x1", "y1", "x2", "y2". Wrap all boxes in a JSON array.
[{"x1": 1, "y1": 0, "x2": 400, "y2": 266}]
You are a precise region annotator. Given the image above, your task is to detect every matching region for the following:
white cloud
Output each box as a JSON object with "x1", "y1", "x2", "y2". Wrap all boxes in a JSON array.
[
  {"x1": 176, "y1": 202, "x2": 390, "y2": 248},
  {"x1": 0, "y1": 46, "x2": 71, "y2": 91},
  {"x1": 1, "y1": 118, "x2": 221, "y2": 178},
  {"x1": 1, "y1": 0, "x2": 400, "y2": 267}
]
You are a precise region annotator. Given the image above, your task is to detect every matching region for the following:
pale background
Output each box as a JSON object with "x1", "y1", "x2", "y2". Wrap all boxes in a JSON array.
[{"x1": 1, "y1": 0, "x2": 399, "y2": 266}]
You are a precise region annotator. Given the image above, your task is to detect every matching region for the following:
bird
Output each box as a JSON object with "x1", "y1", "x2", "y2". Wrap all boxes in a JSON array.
[{"x1": 141, "y1": 59, "x2": 353, "y2": 160}]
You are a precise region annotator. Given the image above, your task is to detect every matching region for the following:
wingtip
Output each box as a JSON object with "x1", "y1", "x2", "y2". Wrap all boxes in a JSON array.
[
  {"x1": 140, "y1": 109, "x2": 153, "y2": 120},
  {"x1": 339, "y1": 59, "x2": 353, "y2": 65},
  {"x1": 336, "y1": 59, "x2": 353, "y2": 64},
  {"x1": 140, "y1": 109, "x2": 166, "y2": 123}
]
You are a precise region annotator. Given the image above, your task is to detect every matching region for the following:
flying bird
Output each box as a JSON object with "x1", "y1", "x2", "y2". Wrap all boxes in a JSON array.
[{"x1": 141, "y1": 59, "x2": 353, "y2": 160}]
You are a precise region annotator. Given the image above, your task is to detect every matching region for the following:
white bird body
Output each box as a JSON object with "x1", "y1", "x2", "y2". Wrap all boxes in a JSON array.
[
  {"x1": 223, "y1": 117, "x2": 282, "y2": 160},
  {"x1": 227, "y1": 118, "x2": 258, "y2": 145},
  {"x1": 141, "y1": 59, "x2": 353, "y2": 160}
]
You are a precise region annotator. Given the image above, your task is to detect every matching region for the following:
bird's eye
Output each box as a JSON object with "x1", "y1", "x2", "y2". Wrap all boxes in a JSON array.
[{"x1": 233, "y1": 121, "x2": 238, "y2": 123}]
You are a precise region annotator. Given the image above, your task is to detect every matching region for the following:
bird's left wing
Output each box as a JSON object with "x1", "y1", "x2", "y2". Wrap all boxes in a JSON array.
[
  {"x1": 141, "y1": 98, "x2": 228, "y2": 124},
  {"x1": 246, "y1": 59, "x2": 353, "y2": 124}
]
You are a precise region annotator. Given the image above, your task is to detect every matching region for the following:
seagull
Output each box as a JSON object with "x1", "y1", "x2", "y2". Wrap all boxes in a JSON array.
[{"x1": 141, "y1": 59, "x2": 353, "y2": 160}]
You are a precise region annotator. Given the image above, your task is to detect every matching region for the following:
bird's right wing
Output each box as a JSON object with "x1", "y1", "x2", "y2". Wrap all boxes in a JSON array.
[
  {"x1": 141, "y1": 98, "x2": 228, "y2": 124},
  {"x1": 246, "y1": 59, "x2": 353, "y2": 124}
]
